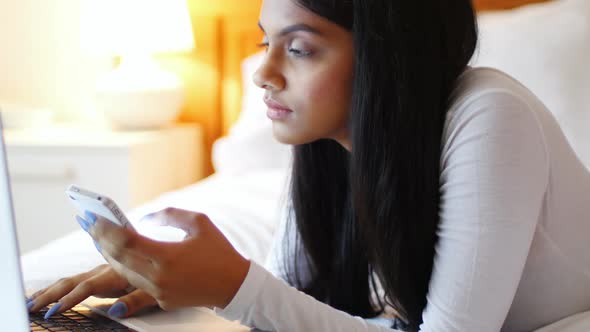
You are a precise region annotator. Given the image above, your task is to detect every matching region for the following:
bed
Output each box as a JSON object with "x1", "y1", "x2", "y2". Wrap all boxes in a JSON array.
[{"x1": 21, "y1": 0, "x2": 590, "y2": 330}]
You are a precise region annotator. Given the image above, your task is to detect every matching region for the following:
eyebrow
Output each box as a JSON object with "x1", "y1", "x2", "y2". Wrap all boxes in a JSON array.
[{"x1": 258, "y1": 22, "x2": 322, "y2": 37}]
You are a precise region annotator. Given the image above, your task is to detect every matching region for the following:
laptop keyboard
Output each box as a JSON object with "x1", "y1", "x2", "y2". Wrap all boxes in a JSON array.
[{"x1": 29, "y1": 304, "x2": 135, "y2": 332}]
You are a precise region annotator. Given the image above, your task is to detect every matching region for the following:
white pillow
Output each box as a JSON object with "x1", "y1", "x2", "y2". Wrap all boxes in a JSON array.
[
  {"x1": 212, "y1": 52, "x2": 292, "y2": 175},
  {"x1": 472, "y1": 0, "x2": 590, "y2": 164},
  {"x1": 533, "y1": 310, "x2": 590, "y2": 332}
]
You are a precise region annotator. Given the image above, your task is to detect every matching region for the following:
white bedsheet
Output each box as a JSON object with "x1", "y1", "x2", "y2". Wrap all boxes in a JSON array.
[
  {"x1": 533, "y1": 310, "x2": 590, "y2": 332},
  {"x1": 21, "y1": 169, "x2": 289, "y2": 291}
]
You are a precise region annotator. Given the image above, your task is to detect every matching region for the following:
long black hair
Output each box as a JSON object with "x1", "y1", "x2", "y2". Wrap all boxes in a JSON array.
[{"x1": 283, "y1": 0, "x2": 478, "y2": 330}]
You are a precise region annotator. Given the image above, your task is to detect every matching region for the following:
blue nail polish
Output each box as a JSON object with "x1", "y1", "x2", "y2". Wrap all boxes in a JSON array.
[
  {"x1": 85, "y1": 211, "x2": 97, "y2": 225},
  {"x1": 26, "y1": 300, "x2": 34, "y2": 310},
  {"x1": 44, "y1": 303, "x2": 62, "y2": 319},
  {"x1": 141, "y1": 213, "x2": 155, "y2": 221},
  {"x1": 107, "y1": 302, "x2": 128, "y2": 318},
  {"x1": 94, "y1": 241, "x2": 101, "y2": 252},
  {"x1": 76, "y1": 216, "x2": 90, "y2": 232}
]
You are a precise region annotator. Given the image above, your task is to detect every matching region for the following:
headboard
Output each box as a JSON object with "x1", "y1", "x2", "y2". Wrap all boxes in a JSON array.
[
  {"x1": 473, "y1": 0, "x2": 553, "y2": 10},
  {"x1": 154, "y1": 0, "x2": 263, "y2": 175},
  {"x1": 165, "y1": 0, "x2": 555, "y2": 175}
]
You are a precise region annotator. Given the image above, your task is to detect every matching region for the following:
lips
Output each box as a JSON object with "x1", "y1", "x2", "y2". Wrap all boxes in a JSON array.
[{"x1": 264, "y1": 98, "x2": 293, "y2": 112}]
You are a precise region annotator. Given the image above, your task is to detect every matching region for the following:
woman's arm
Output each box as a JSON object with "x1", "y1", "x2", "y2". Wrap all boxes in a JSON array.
[
  {"x1": 418, "y1": 89, "x2": 549, "y2": 331},
  {"x1": 215, "y1": 89, "x2": 550, "y2": 332},
  {"x1": 216, "y1": 260, "x2": 398, "y2": 331}
]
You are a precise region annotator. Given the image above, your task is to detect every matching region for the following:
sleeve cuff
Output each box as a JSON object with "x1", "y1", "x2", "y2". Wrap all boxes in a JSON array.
[{"x1": 214, "y1": 260, "x2": 269, "y2": 321}]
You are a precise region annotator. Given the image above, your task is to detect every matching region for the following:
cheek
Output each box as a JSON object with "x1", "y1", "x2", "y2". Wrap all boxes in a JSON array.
[
  {"x1": 271, "y1": 58, "x2": 353, "y2": 145},
  {"x1": 306, "y1": 76, "x2": 340, "y2": 104},
  {"x1": 302, "y1": 69, "x2": 352, "y2": 127}
]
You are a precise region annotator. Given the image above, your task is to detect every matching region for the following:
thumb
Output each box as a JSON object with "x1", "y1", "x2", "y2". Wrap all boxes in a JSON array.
[
  {"x1": 144, "y1": 208, "x2": 207, "y2": 236},
  {"x1": 107, "y1": 289, "x2": 158, "y2": 318}
]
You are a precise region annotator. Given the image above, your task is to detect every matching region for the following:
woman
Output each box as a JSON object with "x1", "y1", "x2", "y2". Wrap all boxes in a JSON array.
[{"x1": 28, "y1": 0, "x2": 590, "y2": 331}]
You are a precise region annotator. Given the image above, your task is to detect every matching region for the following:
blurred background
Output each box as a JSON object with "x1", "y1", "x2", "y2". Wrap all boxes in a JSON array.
[
  {"x1": 0, "y1": 0, "x2": 588, "y2": 260},
  {"x1": 1, "y1": 0, "x2": 265, "y2": 254},
  {"x1": 0, "y1": 0, "x2": 263, "y2": 175}
]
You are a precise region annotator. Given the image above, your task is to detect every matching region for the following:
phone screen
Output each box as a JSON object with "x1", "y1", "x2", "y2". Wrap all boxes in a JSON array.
[{"x1": 66, "y1": 185, "x2": 132, "y2": 229}]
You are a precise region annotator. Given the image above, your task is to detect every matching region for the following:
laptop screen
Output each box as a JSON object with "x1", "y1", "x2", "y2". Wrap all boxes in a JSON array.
[{"x1": 0, "y1": 113, "x2": 30, "y2": 332}]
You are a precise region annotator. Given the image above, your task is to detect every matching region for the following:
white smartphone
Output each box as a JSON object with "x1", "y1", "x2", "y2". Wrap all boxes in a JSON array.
[{"x1": 65, "y1": 184, "x2": 135, "y2": 230}]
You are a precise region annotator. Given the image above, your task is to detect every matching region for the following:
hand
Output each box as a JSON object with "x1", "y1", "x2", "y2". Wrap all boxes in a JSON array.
[
  {"x1": 80, "y1": 207, "x2": 250, "y2": 311},
  {"x1": 27, "y1": 264, "x2": 159, "y2": 319}
]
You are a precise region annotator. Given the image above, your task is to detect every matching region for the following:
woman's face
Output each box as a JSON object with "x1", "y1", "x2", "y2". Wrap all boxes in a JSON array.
[{"x1": 254, "y1": 0, "x2": 354, "y2": 149}]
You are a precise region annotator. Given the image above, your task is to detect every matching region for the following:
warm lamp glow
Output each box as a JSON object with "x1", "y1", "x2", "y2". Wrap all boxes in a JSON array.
[
  {"x1": 80, "y1": 0, "x2": 195, "y2": 56},
  {"x1": 79, "y1": 0, "x2": 196, "y2": 129}
]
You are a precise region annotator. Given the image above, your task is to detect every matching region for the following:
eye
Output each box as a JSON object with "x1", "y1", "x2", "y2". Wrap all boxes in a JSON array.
[
  {"x1": 256, "y1": 39, "x2": 313, "y2": 58},
  {"x1": 256, "y1": 39, "x2": 269, "y2": 52},
  {"x1": 288, "y1": 47, "x2": 312, "y2": 58},
  {"x1": 288, "y1": 40, "x2": 313, "y2": 58}
]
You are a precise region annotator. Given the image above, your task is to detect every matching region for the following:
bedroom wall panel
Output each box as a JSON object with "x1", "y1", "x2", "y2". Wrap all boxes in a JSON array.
[
  {"x1": 154, "y1": 1, "x2": 263, "y2": 175},
  {"x1": 474, "y1": 0, "x2": 553, "y2": 10},
  {"x1": 153, "y1": 15, "x2": 220, "y2": 176}
]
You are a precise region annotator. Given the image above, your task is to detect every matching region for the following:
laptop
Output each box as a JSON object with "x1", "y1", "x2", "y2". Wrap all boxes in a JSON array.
[{"x1": 0, "y1": 113, "x2": 246, "y2": 332}]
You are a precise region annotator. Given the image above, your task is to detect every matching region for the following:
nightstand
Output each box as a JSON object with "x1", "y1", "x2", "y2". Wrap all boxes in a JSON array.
[{"x1": 4, "y1": 124, "x2": 204, "y2": 254}]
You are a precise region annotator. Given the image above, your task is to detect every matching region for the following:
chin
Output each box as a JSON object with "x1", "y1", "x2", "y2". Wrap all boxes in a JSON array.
[{"x1": 271, "y1": 124, "x2": 317, "y2": 145}]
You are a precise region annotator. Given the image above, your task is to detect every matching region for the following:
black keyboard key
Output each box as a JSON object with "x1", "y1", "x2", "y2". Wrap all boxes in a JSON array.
[{"x1": 29, "y1": 304, "x2": 136, "y2": 331}]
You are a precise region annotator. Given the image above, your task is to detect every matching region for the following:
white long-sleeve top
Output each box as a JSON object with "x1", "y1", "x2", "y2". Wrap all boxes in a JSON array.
[{"x1": 214, "y1": 67, "x2": 590, "y2": 331}]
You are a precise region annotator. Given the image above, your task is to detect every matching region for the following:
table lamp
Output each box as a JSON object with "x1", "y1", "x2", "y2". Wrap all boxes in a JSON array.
[{"x1": 81, "y1": 0, "x2": 195, "y2": 129}]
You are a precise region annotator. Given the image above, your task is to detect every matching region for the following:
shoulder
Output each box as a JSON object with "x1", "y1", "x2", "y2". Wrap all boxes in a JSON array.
[
  {"x1": 440, "y1": 66, "x2": 550, "y2": 180},
  {"x1": 445, "y1": 67, "x2": 542, "y2": 124},
  {"x1": 442, "y1": 67, "x2": 548, "y2": 154}
]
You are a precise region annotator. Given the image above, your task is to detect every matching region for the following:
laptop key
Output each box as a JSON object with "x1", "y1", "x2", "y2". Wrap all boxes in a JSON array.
[{"x1": 29, "y1": 305, "x2": 135, "y2": 332}]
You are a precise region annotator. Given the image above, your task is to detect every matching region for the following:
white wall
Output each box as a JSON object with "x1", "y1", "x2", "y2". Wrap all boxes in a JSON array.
[{"x1": 0, "y1": 0, "x2": 111, "y2": 121}]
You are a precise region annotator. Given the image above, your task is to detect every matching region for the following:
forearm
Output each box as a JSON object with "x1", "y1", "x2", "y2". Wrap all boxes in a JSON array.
[{"x1": 215, "y1": 261, "x2": 399, "y2": 332}]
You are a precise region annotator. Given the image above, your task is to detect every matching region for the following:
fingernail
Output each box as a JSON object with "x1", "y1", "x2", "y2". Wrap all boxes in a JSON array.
[
  {"x1": 85, "y1": 211, "x2": 97, "y2": 225},
  {"x1": 107, "y1": 302, "x2": 128, "y2": 318},
  {"x1": 44, "y1": 303, "x2": 62, "y2": 319},
  {"x1": 76, "y1": 215, "x2": 90, "y2": 232},
  {"x1": 26, "y1": 300, "x2": 34, "y2": 311},
  {"x1": 94, "y1": 241, "x2": 101, "y2": 252},
  {"x1": 141, "y1": 213, "x2": 156, "y2": 221}
]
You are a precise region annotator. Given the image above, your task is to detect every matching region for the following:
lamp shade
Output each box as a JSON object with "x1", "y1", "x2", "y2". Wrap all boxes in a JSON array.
[{"x1": 80, "y1": 0, "x2": 195, "y2": 56}]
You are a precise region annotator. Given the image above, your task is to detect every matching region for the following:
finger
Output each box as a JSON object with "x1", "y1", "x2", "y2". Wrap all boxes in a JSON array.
[
  {"x1": 26, "y1": 290, "x2": 47, "y2": 312},
  {"x1": 107, "y1": 289, "x2": 158, "y2": 318},
  {"x1": 27, "y1": 264, "x2": 111, "y2": 304},
  {"x1": 100, "y1": 249, "x2": 158, "y2": 297},
  {"x1": 148, "y1": 208, "x2": 204, "y2": 236},
  {"x1": 27, "y1": 264, "x2": 113, "y2": 314},
  {"x1": 27, "y1": 288, "x2": 48, "y2": 302},
  {"x1": 90, "y1": 216, "x2": 162, "y2": 259},
  {"x1": 43, "y1": 270, "x2": 125, "y2": 318},
  {"x1": 98, "y1": 235, "x2": 158, "y2": 277},
  {"x1": 28, "y1": 274, "x2": 89, "y2": 312},
  {"x1": 138, "y1": 212, "x2": 158, "y2": 223},
  {"x1": 91, "y1": 217, "x2": 171, "y2": 275}
]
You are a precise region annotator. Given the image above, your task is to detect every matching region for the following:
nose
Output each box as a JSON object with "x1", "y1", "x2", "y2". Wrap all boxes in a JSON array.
[{"x1": 252, "y1": 55, "x2": 286, "y2": 91}]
